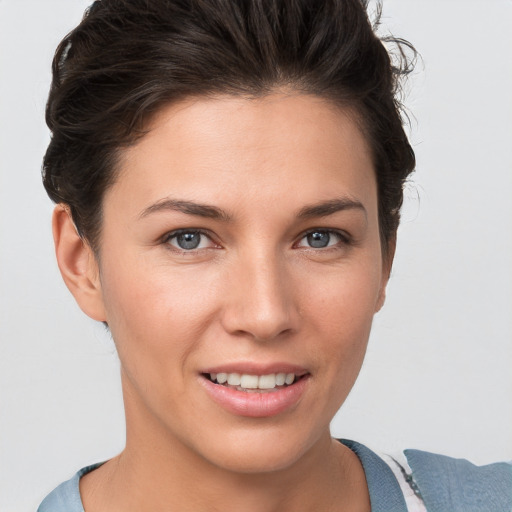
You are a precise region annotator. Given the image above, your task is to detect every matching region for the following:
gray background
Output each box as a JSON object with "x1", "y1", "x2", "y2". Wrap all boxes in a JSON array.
[{"x1": 1, "y1": 1, "x2": 511, "y2": 510}]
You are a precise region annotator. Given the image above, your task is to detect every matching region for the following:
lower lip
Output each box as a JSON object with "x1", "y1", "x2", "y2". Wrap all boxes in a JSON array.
[{"x1": 199, "y1": 376, "x2": 309, "y2": 418}]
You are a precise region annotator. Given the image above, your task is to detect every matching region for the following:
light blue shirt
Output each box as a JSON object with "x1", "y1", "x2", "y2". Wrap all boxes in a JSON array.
[{"x1": 38, "y1": 440, "x2": 512, "y2": 512}]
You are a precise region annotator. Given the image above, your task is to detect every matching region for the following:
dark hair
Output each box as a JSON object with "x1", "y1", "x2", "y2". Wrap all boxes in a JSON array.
[{"x1": 43, "y1": 0, "x2": 416, "y2": 253}]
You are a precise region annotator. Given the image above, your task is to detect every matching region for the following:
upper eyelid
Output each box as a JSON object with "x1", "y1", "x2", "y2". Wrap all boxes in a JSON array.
[
  {"x1": 163, "y1": 228, "x2": 213, "y2": 241},
  {"x1": 160, "y1": 227, "x2": 351, "y2": 248},
  {"x1": 162, "y1": 229, "x2": 220, "y2": 252},
  {"x1": 297, "y1": 227, "x2": 351, "y2": 241},
  {"x1": 300, "y1": 227, "x2": 345, "y2": 235},
  {"x1": 293, "y1": 229, "x2": 353, "y2": 251}
]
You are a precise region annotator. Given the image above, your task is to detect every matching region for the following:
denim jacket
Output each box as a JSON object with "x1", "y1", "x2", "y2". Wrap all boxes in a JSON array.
[{"x1": 38, "y1": 439, "x2": 512, "y2": 512}]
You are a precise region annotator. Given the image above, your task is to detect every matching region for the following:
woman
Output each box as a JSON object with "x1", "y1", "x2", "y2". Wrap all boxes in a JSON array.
[{"x1": 36, "y1": 0, "x2": 511, "y2": 510}]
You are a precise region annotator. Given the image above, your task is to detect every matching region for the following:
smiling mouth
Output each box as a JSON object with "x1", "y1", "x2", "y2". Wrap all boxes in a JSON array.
[{"x1": 202, "y1": 372, "x2": 307, "y2": 393}]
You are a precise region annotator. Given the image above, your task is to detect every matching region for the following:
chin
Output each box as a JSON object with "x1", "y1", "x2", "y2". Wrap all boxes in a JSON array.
[
  {"x1": 187, "y1": 423, "x2": 327, "y2": 475},
  {"x1": 209, "y1": 447, "x2": 305, "y2": 475}
]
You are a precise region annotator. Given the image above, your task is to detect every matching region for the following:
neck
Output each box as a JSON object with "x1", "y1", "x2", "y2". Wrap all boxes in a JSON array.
[{"x1": 80, "y1": 375, "x2": 370, "y2": 512}]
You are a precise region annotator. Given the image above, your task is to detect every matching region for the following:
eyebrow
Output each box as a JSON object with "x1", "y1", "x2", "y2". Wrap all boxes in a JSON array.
[
  {"x1": 297, "y1": 198, "x2": 367, "y2": 219},
  {"x1": 138, "y1": 196, "x2": 366, "y2": 222},
  {"x1": 139, "y1": 198, "x2": 232, "y2": 221}
]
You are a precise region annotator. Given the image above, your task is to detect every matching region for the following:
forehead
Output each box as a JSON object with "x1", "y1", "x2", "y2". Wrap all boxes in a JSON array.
[{"x1": 109, "y1": 93, "x2": 377, "y2": 220}]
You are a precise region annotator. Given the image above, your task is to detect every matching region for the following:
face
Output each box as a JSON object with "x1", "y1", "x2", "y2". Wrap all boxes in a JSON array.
[{"x1": 74, "y1": 94, "x2": 389, "y2": 473}]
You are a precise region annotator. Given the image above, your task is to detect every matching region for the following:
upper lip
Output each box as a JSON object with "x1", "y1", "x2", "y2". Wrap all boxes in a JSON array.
[{"x1": 200, "y1": 362, "x2": 309, "y2": 376}]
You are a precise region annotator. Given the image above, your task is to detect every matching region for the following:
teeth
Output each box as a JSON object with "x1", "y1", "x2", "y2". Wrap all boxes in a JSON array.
[
  {"x1": 210, "y1": 372, "x2": 298, "y2": 389},
  {"x1": 227, "y1": 373, "x2": 241, "y2": 386},
  {"x1": 275, "y1": 373, "x2": 286, "y2": 386},
  {"x1": 240, "y1": 374, "x2": 259, "y2": 388},
  {"x1": 258, "y1": 374, "x2": 276, "y2": 389}
]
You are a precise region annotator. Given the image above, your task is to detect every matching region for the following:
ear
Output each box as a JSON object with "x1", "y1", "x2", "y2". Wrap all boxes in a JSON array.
[
  {"x1": 52, "y1": 204, "x2": 106, "y2": 322},
  {"x1": 375, "y1": 237, "x2": 396, "y2": 313}
]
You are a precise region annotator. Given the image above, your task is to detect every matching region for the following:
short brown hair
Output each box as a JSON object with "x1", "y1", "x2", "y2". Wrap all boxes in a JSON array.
[{"x1": 43, "y1": 0, "x2": 416, "y2": 252}]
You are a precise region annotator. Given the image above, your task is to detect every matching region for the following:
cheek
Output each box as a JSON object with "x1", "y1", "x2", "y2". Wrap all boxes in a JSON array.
[
  {"x1": 307, "y1": 262, "x2": 381, "y2": 332},
  {"x1": 304, "y1": 261, "x2": 382, "y2": 378},
  {"x1": 98, "y1": 254, "x2": 221, "y2": 366},
  {"x1": 98, "y1": 262, "x2": 209, "y2": 415}
]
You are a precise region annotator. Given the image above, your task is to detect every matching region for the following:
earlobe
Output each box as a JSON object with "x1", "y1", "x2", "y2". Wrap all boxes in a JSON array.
[
  {"x1": 375, "y1": 237, "x2": 396, "y2": 313},
  {"x1": 52, "y1": 204, "x2": 106, "y2": 322},
  {"x1": 375, "y1": 283, "x2": 388, "y2": 313}
]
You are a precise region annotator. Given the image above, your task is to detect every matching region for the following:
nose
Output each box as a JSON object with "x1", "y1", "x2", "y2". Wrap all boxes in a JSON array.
[{"x1": 220, "y1": 250, "x2": 300, "y2": 341}]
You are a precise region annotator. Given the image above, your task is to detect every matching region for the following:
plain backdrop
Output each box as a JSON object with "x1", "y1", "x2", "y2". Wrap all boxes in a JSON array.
[{"x1": 1, "y1": 1, "x2": 511, "y2": 510}]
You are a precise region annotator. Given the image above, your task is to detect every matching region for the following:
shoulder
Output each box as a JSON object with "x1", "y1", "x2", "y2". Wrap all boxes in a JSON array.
[
  {"x1": 404, "y1": 449, "x2": 512, "y2": 512},
  {"x1": 340, "y1": 438, "x2": 512, "y2": 512},
  {"x1": 37, "y1": 463, "x2": 103, "y2": 512}
]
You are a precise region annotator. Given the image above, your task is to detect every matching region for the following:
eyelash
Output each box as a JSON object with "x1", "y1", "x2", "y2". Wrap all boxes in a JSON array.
[
  {"x1": 295, "y1": 228, "x2": 352, "y2": 250},
  {"x1": 162, "y1": 228, "x2": 353, "y2": 254},
  {"x1": 162, "y1": 229, "x2": 218, "y2": 253}
]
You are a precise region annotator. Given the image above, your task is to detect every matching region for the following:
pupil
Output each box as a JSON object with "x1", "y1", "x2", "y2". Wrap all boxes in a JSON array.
[
  {"x1": 177, "y1": 232, "x2": 201, "y2": 250},
  {"x1": 307, "y1": 231, "x2": 330, "y2": 248}
]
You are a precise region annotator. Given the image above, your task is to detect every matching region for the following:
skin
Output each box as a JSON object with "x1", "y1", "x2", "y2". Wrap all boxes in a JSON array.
[{"x1": 54, "y1": 93, "x2": 393, "y2": 511}]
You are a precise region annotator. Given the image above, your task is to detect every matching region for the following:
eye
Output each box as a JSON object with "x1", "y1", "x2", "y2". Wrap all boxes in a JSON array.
[
  {"x1": 296, "y1": 229, "x2": 347, "y2": 249},
  {"x1": 164, "y1": 230, "x2": 216, "y2": 251}
]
